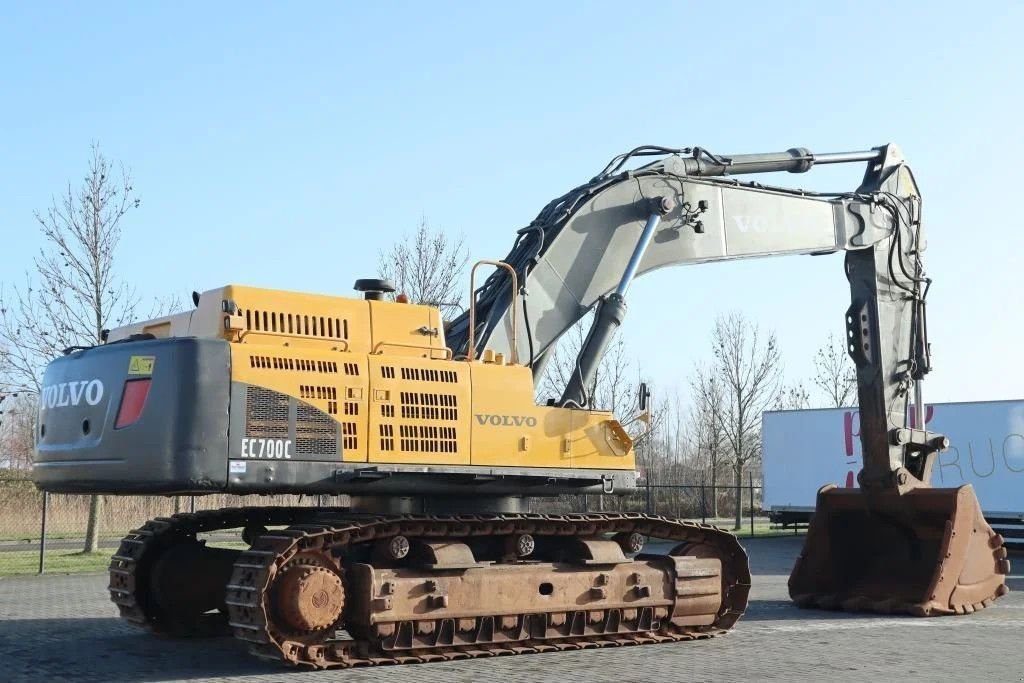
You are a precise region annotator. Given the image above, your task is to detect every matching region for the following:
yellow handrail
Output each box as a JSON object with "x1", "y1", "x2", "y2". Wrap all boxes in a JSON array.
[
  {"x1": 467, "y1": 260, "x2": 519, "y2": 365},
  {"x1": 371, "y1": 341, "x2": 453, "y2": 360}
]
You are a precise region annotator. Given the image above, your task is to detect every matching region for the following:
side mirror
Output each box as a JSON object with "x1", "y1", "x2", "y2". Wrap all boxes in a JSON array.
[{"x1": 638, "y1": 382, "x2": 651, "y2": 412}]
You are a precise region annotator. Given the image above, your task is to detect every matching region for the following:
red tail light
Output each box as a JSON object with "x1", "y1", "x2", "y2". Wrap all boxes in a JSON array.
[{"x1": 115, "y1": 379, "x2": 151, "y2": 429}]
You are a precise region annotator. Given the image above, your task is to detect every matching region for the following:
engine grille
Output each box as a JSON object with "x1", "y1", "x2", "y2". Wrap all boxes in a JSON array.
[
  {"x1": 296, "y1": 402, "x2": 339, "y2": 456},
  {"x1": 245, "y1": 387, "x2": 289, "y2": 439}
]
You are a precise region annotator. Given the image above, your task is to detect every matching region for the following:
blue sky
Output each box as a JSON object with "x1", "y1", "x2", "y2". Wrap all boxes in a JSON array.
[{"x1": 1, "y1": 1, "x2": 1021, "y2": 404}]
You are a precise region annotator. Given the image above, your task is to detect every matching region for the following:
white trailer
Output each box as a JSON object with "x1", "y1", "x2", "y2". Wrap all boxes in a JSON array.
[{"x1": 762, "y1": 399, "x2": 1024, "y2": 541}]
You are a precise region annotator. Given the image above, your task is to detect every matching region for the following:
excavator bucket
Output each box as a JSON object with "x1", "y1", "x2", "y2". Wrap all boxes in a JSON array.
[{"x1": 789, "y1": 483, "x2": 1010, "y2": 616}]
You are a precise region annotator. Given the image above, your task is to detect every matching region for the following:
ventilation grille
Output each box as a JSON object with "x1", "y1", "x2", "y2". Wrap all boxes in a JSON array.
[
  {"x1": 249, "y1": 356, "x2": 339, "y2": 373},
  {"x1": 399, "y1": 425, "x2": 457, "y2": 453},
  {"x1": 376, "y1": 364, "x2": 461, "y2": 456},
  {"x1": 344, "y1": 362, "x2": 360, "y2": 376},
  {"x1": 342, "y1": 422, "x2": 357, "y2": 450},
  {"x1": 246, "y1": 387, "x2": 288, "y2": 438},
  {"x1": 400, "y1": 392, "x2": 458, "y2": 421},
  {"x1": 296, "y1": 402, "x2": 337, "y2": 455},
  {"x1": 300, "y1": 385, "x2": 337, "y2": 401},
  {"x1": 399, "y1": 367, "x2": 458, "y2": 383},
  {"x1": 379, "y1": 424, "x2": 395, "y2": 451},
  {"x1": 240, "y1": 308, "x2": 349, "y2": 340}
]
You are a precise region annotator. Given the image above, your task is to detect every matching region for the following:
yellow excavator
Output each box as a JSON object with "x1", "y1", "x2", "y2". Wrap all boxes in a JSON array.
[{"x1": 32, "y1": 142, "x2": 1008, "y2": 668}]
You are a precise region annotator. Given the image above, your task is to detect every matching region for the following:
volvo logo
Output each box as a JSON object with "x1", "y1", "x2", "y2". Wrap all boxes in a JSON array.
[
  {"x1": 474, "y1": 414, "x2": 538, "y2": 428},
  {"x1": 40, "y1": 380, "x2": 105, "y2": 410}
]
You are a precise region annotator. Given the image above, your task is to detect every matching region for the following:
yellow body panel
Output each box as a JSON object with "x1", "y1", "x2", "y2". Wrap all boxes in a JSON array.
[
  {"x1": 469, "y1": 363, "x2": 574, "y2": 468},
  {"x1": 468, "y1": 363, "x2": 634, "y2": 470},
  {"x1": 223, "y1": 285, "x2": 448, "y2": 358},
  {"x1": 196, "y1": 284, "x2": 634, "y2": 472},
  {"x1": 230, "y1": 344, "x2": 371, "y2": 462},
  {"x1": 365, "y1": 354, "x2": 471, "y2": 465}
]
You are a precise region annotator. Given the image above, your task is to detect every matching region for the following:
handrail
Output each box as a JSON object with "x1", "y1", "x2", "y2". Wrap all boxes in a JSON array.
[
  {"x1": 237, "y1": 328, "x2": 351, "y2": 351},
  {"x1": 467, "y1": 260, "x2": 519, "y2": 365},
  {"x1": 371, "y1": 341, "x2": 453, "y2": 360}
]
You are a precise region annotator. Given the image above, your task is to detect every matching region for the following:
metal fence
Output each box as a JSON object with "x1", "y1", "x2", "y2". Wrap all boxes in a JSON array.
[
  {"x1": 542, "y1": 475, "x2": 770, "y2": 532},
  {"x1": 0, "y1": 473, "x2": 351, "y2": 577},
  {"x1": 0, "y1": 471, "x2": 776, "y2": 577}
]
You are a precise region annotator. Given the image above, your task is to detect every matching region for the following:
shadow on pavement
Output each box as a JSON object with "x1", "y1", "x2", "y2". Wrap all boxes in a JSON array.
[
  {"x1": 737, "y1": 599, "x2": 918, "y2": 623},
  {"x1": 0, "y1": 618, "x2": 280, "y2": 682}
]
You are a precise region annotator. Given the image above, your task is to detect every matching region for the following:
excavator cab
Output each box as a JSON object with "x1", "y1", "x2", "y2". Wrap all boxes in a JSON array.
[{"x1": 790, "y1": 484, "x2": 1009, "y2": 615}]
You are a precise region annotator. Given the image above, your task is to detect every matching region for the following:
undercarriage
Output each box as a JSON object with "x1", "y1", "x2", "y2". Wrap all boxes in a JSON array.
[{"x1": 108, "y1": 505, "x2": 751, "y2": 669}]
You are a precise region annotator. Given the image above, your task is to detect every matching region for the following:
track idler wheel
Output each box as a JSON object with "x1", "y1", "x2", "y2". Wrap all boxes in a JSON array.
[{"x1": 789, "y1": 483, "x2": 1010, "y2": 615}]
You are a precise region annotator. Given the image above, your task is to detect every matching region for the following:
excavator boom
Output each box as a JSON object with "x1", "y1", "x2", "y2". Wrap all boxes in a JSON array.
[{"x1": 446, "y1": 142, "x2": 1010, "y2": 615}]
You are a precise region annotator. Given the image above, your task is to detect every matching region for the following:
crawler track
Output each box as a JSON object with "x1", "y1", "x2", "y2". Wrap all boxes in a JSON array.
[
  {"x1": 110, "y1": 508, "x2": 751, "y2": 669},
  {"x1": 109, "y1": 507, "x2": 343, "y2": 637}
]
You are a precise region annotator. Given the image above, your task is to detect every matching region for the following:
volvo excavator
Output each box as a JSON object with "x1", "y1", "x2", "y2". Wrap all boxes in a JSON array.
[{"x1": 32, "y1": 142, "x2": 1009, "y2": 669}]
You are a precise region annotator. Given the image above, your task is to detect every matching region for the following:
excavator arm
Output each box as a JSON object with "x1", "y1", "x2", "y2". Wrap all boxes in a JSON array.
[
  {"x1": 447, "y1": 143, "x2": 936, "y2": 486},
  {"x1": 446, "y1": 143, "x2": 1009, "y2": 616}
]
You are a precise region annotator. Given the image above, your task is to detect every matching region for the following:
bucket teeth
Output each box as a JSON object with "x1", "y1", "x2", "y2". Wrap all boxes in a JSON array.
[{"x1": 788, "y1": 484, "x2": 1009, "y2": 617}]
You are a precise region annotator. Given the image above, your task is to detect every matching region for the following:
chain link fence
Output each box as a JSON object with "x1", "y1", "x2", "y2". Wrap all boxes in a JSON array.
[{"x1": 1, "y1": 470, "x2": 785, "y2": 577}]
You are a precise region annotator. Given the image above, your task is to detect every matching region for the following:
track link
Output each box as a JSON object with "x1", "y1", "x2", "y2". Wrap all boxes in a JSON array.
[
  {"x1": 223, "y1": 511, "x2": 751, "y2": 669},
  {"x1": 110, "y1": 508, "x2": 750, "y2": 668},
  {"x1": 108, "y1": 507, "x2": 349, "y2": 637}
]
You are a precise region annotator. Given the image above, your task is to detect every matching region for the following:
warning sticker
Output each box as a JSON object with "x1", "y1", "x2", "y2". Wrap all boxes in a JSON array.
[
  {"x1": 229, "y1": 461, "x2": 247, "y2": 475},
  {"x1": 128, "y1": 356, "x2": 156, "y2": 376}
]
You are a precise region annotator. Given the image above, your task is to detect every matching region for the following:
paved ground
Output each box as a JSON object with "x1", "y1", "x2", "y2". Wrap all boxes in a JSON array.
[{"x1": 0, "y1": 537, "x2": 1021, "y2": 683}]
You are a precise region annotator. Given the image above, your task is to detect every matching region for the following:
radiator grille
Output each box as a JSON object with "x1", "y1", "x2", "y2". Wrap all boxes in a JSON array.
[
  {"x1": 245, "y1": 387, "x2": 289, "y2": 438},
  {"x1": 296, "y1": 402, "x2": 337, "y2": 455}
]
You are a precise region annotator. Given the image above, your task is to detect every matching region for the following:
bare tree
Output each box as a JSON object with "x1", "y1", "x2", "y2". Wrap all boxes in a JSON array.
[
  {"x1": 775, "y1": 381, "x2": 811, "y2": 410},
  {"x1": 0, "y1": 392, "x2": 36, "y2": 470},
  {"x1": 631, "y1": 389, "x2": 669, "y2": 504},
  {"x1": 688, "y1": 364, "x2": 728, "y2": 517},
  {"x1": 0, "y1": 144, "x2": 141, "y2": 553},
  {"x1": 378, "y1": 218, "x2": 469, "y2": 318},
  {"x1": 697, "y1": 312, "x2": 782, "y2": 530},
  {"x1": 812, "y1": 332, "x2": 856, "y2": 407}
]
